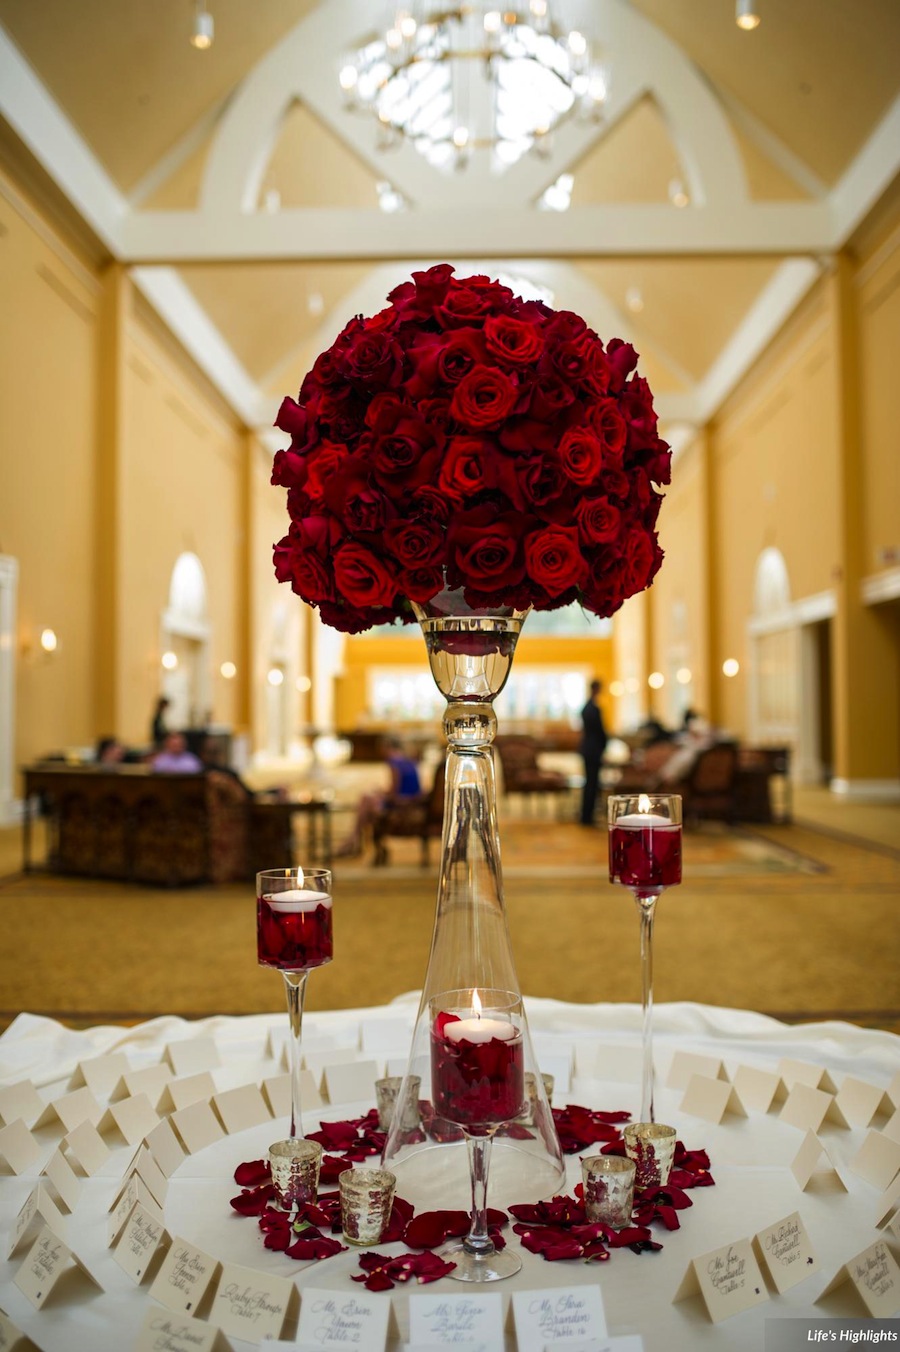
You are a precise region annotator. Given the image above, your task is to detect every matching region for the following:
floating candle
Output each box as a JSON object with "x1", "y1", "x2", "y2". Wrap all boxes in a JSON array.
[
  {"x1": 444, "y1": 1016, "x2": 517, "y2": 1045},
  {"x1": 264, "y1": 889, "x2": 332, "y2": 913}
]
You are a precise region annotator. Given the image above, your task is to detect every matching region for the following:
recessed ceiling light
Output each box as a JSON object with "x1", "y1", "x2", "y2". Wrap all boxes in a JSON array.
[{"x1": 190, "y1": 2, "x2": 214, "y2": 49}]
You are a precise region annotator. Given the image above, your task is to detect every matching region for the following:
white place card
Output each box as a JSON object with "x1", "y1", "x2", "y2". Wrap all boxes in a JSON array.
[
  {"x1": 165, "y1": 1037, "x2": 221, "y2": 1077},
  {"x1": 33, "y1": 1085, "x2": 102, "y2": 1133},
  {"x1": 149, "y1": 1236, "x2": 220, "y2": 1315},
  {"x1": 360, "y1": 1017, "x2": 413, "y2": 1055},
  {"x1": 0, "y1": 1118, "x2": 40, "y2": 1174},
  {"x1": 128, "y1": 1143, "x2": 170, "y2": 1207},
  {"x1": 887, "y1": 1070, "x2": 900, "y2": 1109},
  {"x1": 835, "y1": 1076, "x2": 891, "y2": 1128},
  {"x1": 778, "y1": 1058, "x2": 836, "y2": 1092},
  {"x1": 108, "y1": 1178, "x2": 164, "y2": 1246},
  {"x1": 145, "y1": 1117, "x2": 187, "y2": 1177},
  {"x1": 513, "y1": 1286, "x2": 607, "y2": 1351},
  {"x1": 409, "y1": 1291, "x2": 503, "y2": 1349},
  {"x1": 322, "y1": 1060, "x2": 379, "y2": 1105},
  {"x1": 875, "y1": 1173, "x2": 900, "y2": 1228},
  {"x1": 304, "y1": 1048, "x2": 358, "y2": 1077},
  {"x1": 111, "y1": 1063, "x2": 173, "y2": 1103},
  {"x1": 673, "y1": 1238, "x2": 769, "y2": 1323},
  {"x1": 171, "y1": 1099, "x2": 226, "y2": 1154},
  {"x1": 112, "y1": 1203, "x2": 170, "y2": 1284},
  {"x1": 532, "y1": 1035, "x2": 575, "y2": 1071},
  {"x1": 7, "y1": 1184, "x2": 66, "y2": 1259},
  {"x1": 779, "y1": 1083, "x2": 847, "y2": 1133},
  {"x1": 667, "y1": 1051, "x2": 726, "y2": 1091},
  {"x1": 212, "y1": 1084, "x2": 271, "y2": 1134},
  {"x1": 262, "y1": 1073, "x2": 292, "y2": 1119},
  {"x1": 849, "y1": 1130, "x2": 900, "y2": 1190},
  {"x1": 887, "y1": 1211, "x2": 900, "y2": 1242},
  {"x1": 731, "y1": 1065, "x2": 786, "y2": 1114},
  {"x1": 0, "y1": 1079, "x2": 45, "y2": 1127},
  {"x1": 64, "y1": 1118, "x2": 110, "y2": 1175},
  {"x1": 136, "y1": 1308, "x2": 233, "y2": 1352},
  {"x1": 752, "y1": 1211, "x2": 818, "y2": 1293},
  {"x1": 679, "y1": 1073, "x2": 747, "y2": 1124},
  {"x1": 789, "y1": 1131, "x2": 847, "y2": 1192},
  {"x1": 297, "y1": 1288, "x2": 391, "y2": 1350},
  {"x1": 537, "y1": 1053, "x2": 572, "y2": 1096},
  {"x1": 0, "y1": 1307, "x2": 29, "y2": 1351},
  {"x1": 14, "y1": 1224, "x2": 103, "y2": 1309},
  {"x1": 42, "y1": 1147, "x2": 83, "y2": 1211},
  {"x1": 70, "y1": 1051, "x2": 130, "y2": 1097},
  {"x1": 157, "y1": 1071, "x2": 219, "y2": 1115},
  {"x1": 266, "y1": 1026, "x2": 291, "y2": 1059},
  {"x1": 580, "y1": 1045, "x2": 640, "y2": 1084},
  {"x1": 883, "y1": 1109, "x2": 900, "y2": 1144},
  {"x1": 818, "y1": 1239, "x2": 900, "y2": 1317},
  {"x1": 99, "y1": 1092, "x2": 160, "y2": 1146},
  {"x1": 212, "y1": 1262, "x2": 293, "y2": 1344}
]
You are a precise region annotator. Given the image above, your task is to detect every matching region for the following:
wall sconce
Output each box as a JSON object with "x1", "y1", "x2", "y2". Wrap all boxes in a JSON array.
[
  {"x1": 296, "y1": 675, "x2": 312, "y2": 693},
  {"x1": 735, "y1": 0, "x2": 761, "y2": 30},
  {"x1": 190, "y1": 1, "x2": 214, "y2": 49},
  {"x1": 609, "y1": 680, "x2": 624, "y2": 698},
  {"x1": 161, "y1": 650, "x2": 178, "y2": 670},
  {"x1": 220, "y1": 661, "x2": 237, "y2": 679},
  {"x1": 267, "y1": 668, "x2": 285, "y2": 687},
  {"x1": 39, "y1": 627, "x2": 58, "y2": 653},
  {"x1": 723, "y1": 658, "x2": 741, "y2": 677},
  {"x1": 648, "y1": 671, "x2": 665, "y2": 689},
  {"x1": 676, "y1": 667, "x2": 692, "y2": 685}
]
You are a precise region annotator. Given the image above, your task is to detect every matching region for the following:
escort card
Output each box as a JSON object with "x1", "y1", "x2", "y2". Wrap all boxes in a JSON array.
[
  {"x1": 752, "y1": 1211, "x2": 818, "y2": 1293},
  {"x1": 667, "y1": 1051, "x2": 726, "y2": 1091},
  {"x1": 157, "y1": 1072, "x2": 219, "y2": 1115},
  {"x1": 165, "y1": 1037, "x2": 221, "y2": 1077},
  {"x1": 679, "y1": 1073, "x2": 747, "y2": 1124},
  {"x1": 108, "y1": 1177, "x2": 164, "y2": 1245},
  {"x1": 112, "y1": 1203, "x2": 170, "y2": 1284},
  {"x1": 0, "y1": 1080, "x2": 44, "y2": 1127},
  {"x1": 409, "y1": 1291, "x2": 503, "y2": 1349},
  {"x1": 789, "y1": 1130, "x2": 847, "y2": 1192},
  {"x1": 0, "y1": 1118, "x2": 40, "y2": 1174},
  {"x1": 360, "y1": 1017, "x2": 413, "y2": 1055},
  {"x1": 33, "y1": 1085, "x2": 102, "y2": 1133},
  {"x1": 99, "y1": 1092, "x2": 160, "y2": 1146},
  {"x1": 14, "y1": 1224, "x2": 103, "y2": 1309},
  {"x1": 0, "y1": 1308, "x2": 29, "y2": 1351},
  {"x1": 731, "y1": 1065, "x2": 786, "y2": 1113},
  {"x1": 262, "y1": 1073, "x2": 291, "y2": 1119},
  {"x1": 304, "y1": 1048, "x2": 358, "y2": 1077},
  {"x1": 835, "y1": 1075, "x2": 891, "y2": 1128},
  {"x1": 777, "y1": 1058, "x2": 836, "y2": 1093},
  {"x1": 136, "y1": 1308, "x2": 233, "y2": 1352},
  {"x1": 849, "y1": 1129, "x2": 900, "y2": 1190},
  {"x1": 111, "y1": 1064, "x2": 173, "y2": 1103},
  {"x1": 322, "y1": 1060, "x2": 379, "y2": 1105},
  {"x1": 212, "y1": 1084, "x2": 271, "y2": 1134},
  {"x1": 818, "y1": 1239, "x2": 900, "y2": 1317},
  {"x1": 145, "y1": 1117, "x2": 188, "y2": 1177},
  {"x1": 171, "y1": 1100, "x2": 226, "y2": 1154},
  {"x1": 69, "y1": 1051, "x2": 130, "y2": 1097},
  {"x1": 297, "y1": 1288, "x2": 391, "y2": 1350},
  {"x1": 673, "y1": 1238, "x2": 769, "y2": 1323},
  {"x1": 7, "y1": 1184, "x2": 66, "y2": 1259},
  {"x1": 128, "y1": 1144, "x2": 170, "y2": 1207},
  {"x1": 211, "y1": 1261, "x2": 293, "y2": 1344},
  {"x1": 512, "y1": 1286, "x2": 607, "y2": 1351},
  {"x1": 42, "y1": 1146, "x2": 83, "y2": 1211},
  {"x1": 149, "y1": 1237, "x2": 220, "y2": 1315},
  {"x1": 580, "y1": 1046, "x2": 640, "y2": 1083},
  {"x1": 875, "y1": 1172, "x2": 900, "y2": 1228},
  {"x1": 779, "y1": 1083, "x2": 847, "y2": 1133},
  {"x1": 63, "y1": 1118, "x2": 110, "y2": 1175}
]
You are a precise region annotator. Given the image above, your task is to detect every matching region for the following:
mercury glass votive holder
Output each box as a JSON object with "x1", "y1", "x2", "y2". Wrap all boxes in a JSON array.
[
  {"x1": 581, "y1": 1154, "x2": 636, "y2": 1228},
  {"x1": 375, "y1": 1075, "x2": 421, "y2": 1132},
  {"x1": 268, "y1": 1138, "x2": 323, "y2": 1211},
  {"x1": 522, "y1": 1072, "x2": 556, "y2": 1123},
  {"x1": 623, "y1": 1122, "x2": 677, "y2": 1189},
  {"x1": 339, "y1": 1167, "x2": 397, "y2": 1246}
]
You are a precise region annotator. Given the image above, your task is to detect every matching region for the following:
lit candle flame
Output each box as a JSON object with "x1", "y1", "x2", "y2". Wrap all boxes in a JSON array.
[
  {"x1": 638, "y1": 794, "x2": 651, "y2": 815},
  {"x1": 473, "y1": 989, "x2": 483, "y2": 1019}
]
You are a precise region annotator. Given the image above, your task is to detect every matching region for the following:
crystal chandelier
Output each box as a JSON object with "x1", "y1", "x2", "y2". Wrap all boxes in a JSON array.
[{"x1": 339, "y1": 2, "x2": 608, "y2": 172}]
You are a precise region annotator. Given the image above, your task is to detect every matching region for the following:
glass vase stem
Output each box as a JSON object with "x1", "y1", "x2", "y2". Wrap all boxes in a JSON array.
[
  {"x1": 635, "y1": 892, "x2": 659, "y2": 1123},
  {"x1": 283, "y1": 969, "x2": 309, "y2": 1138},
  {"x1": 463, "y1": 1134, "x2": 495, "y2": 1260}
]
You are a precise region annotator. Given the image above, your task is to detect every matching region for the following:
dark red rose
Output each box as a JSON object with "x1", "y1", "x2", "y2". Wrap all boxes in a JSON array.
[
  {"x1": 323, "y1": 454, "x2": 390, "y2": 533},
  {"x1": 439, "y1": 436, "x2": 495, "y2": 500},
  {"x1": 447, "y1": 506, "x2": 526, "y2": 590},
  {"x1": 621, "y1": 528, "x2": 662, "y2": 597},
  {"x1": 305, "y1": 442, "x2": 350, "y2": 503},
  {"x1": 316, "y1": 601, "x2": 383, "y2": 633},
  {"x1": 620, "y1": 375, "x2": 658, "y2": 447},
  {"x1": 590, "y1": 398, "x2": 627, "y2": 460},
  {"x1": 333, "y1": 542, "x2": 398, "y2": 610},
  {"x1": 399, "y1": 566, "x2": 444, "y2": 603},
  {"x1": 271, "y1": 447, "x2": 309, "y2": 491},
  {"x1": 524, "y1": 525, "x2": 587, "y2": 597},
  {"x1": 388, "y1": 263, "x2": 456, "y2": 322},
  {"x1": 337, "y1": 322, "x2": 404, "y2": 391},
  {"x1": 274, "y1": 396, "x2": 311, "y2": 444},
  {"x1": 384, "y1": 518, "x2": 444, "y2": 568},
  {"x1": 577, "y1": 495, "x2": 621, "y2": 545},
  {"x1": 405, "y1": 328, "x2": 487, "y2": 399},
  {"x1": 528, "y1": 378, "x2": 577, "y2": 424},
  {"x1": 559, "y1": 428, "x2": 604, "y2": 486},
  {"x1": 545, "y1": 309, "x2": 588, "y2": 342},
  {"x1": 606, "y1": 338, "x2": 639, "y2": 392},
  {"x1": 410, "y1": 485, "x2": 454, "y2": 524},
  {"x1": 484, "y1": 314, "x2": 544, "y2": 366},
  {"x1": 450, "y1": 365, "x2": 519, "y2": 431},
  {"x1": 437, "y1": 276, "x2": 514, "y2": 329},
  {"x1": 371, "y1": 414, "x2": 444, "y2": 493},
  {"x1": 519, "y1": 453, "x2": 572, "y2": 511}
]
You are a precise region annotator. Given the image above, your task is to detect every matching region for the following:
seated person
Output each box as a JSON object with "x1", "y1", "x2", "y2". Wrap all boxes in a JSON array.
[
  {"x1": 94, "y1": 735, "x2": 141, "y2": 765},
  {"x1": 151, "y1": 731, "x2": 203, "y2": 774},
  {"x1": 336, "y1": 737, "x2": 422, "y2": 858}
]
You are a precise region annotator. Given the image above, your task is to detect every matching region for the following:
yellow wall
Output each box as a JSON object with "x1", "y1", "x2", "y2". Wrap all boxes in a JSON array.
[{"x1": 856, "y1": 219, "x2": 900, "y2": 576}]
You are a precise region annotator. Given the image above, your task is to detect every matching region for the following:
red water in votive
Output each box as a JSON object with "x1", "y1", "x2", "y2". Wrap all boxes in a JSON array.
[
  {"x1": 430, "y1": 1014, "x2": 525, "y2": 1131},
  {"x1": 609, "y1": 824, "x2": 682, "y2": 890},
  {"x1": 257, "y1": 895, "x2": 333, "y2": 971}
]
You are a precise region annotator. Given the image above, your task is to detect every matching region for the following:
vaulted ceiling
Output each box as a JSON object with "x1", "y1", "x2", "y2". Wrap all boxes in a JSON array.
[{"x1": 1, "y1": 0, "x2": 898, "y2": 440}]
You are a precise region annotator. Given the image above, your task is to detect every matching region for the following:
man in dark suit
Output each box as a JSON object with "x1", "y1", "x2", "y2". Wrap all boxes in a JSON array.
[{"x1": 580, "y1": 678, "x2": 608, "y2": 826}]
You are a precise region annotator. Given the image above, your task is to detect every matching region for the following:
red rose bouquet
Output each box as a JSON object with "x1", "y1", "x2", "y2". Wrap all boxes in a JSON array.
[{"x1": 272, "y1": 265, "x2": 670, "y2": 632}]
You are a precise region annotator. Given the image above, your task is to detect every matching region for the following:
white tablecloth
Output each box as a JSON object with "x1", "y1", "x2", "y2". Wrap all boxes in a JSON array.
[{"x1": 1, "y1": 998, "x2": 898, "y2": 1351}]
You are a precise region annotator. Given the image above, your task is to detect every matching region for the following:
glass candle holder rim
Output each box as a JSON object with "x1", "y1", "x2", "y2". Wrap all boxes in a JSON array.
[
  {"x1": 257, "y1": 866, "x2": 332, "y2": 888},
  {"x1": 429, "y1": 987, "x2": 523, "y2": 1016},
  {"x1": 607, "y1": 793, "x2": 682, "y2": 824},
  {"x1": 582, "y1": 1153, "x2": 637, "y2": 1177},
  {"x1": 269, "y1": 1137, "x2": 323, "y2": 1162},
  {"x1": 624, "y1": 1121, "x2": 677, "y2": 1142},
  {"x1": 338, "y1": 1165, "x2": 398, "y2": 1192}
]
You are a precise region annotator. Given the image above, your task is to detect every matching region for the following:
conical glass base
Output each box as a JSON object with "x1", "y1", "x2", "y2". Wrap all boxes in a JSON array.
[{"x1": 382, "y1": 589, "x2": 565, "y2": 1209}]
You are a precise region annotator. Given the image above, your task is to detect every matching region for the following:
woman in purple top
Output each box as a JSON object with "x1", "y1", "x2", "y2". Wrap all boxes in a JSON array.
[
  {"x1": 151, "y1": 732, "x2": 203, "y2": 773},
  {"x1": 336, "y1": 737, "x2": 422, "y2": 858}
]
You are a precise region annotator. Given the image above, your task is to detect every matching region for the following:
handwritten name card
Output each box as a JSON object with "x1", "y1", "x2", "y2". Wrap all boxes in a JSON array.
[
  {"x1": 667, "y1": 1051, "x2": 726, "y2": 1091},
  {"x1": 297, "y1": 1288, "x2": 390, "y2": 1350},
  {"x1": 145, "y1": 1117, "x2": 187, "y2": 1178},
  {"x1": 513, "y1": 1286, "x2": 607, "y2": 1352},
  {"x1": 157, "y1": 1072, "x2": 218, "y2": 1115},
  {"x1": 212, "y1": 1084, "x2": 271, "y2": 1134},
  {"x1": 111, "y1": 1063, "x2": 173, "y2": 1104},
  {"x1": 0, "y1": 1118, "x2": 40, "y2": 1175},
  {"x1": 679, "y1": 1073, "x2": 747, "y2": 1125},
  {"x1": 543, "y1": 1339, "x2": 644, "y2": 1352},
  {"x1": 409, "y1": 1291, "x2": 503, "y2": 1350},
  {"x1": 789, "y1": 1130, "x2": 847, "y2": 1192},
  {"x1": 165, "y1": 1037, "x2": 221, "y2": 1077},
  {"x1": 752, "y1": 1211, "x2": 818, "y2": 1293},
  {"x1": 212, "y1": 1262, "x2": 293, "y2": 1345},
  {"x1": 8, "y1": 1184, "x2": 66, "y2": 1259},
  {"x1": 136, "y1": 1308, "x2": 233, "y2": 1352},
  {"x1": 849, "y1": 1129, "x2": 900, "y2": 1191},
  {"x1": 731, "y1": 1065, "x2": 786, "y2": 1114},
  {"x1": 69, "y1": 1050, "x2": 130, "y2": 1097},
  {"x1": 14, "y1": 1224, "x2": 103, "y2": 1310},
  {"x1": 171, "y1": 1100, "x2": 225, "y2": 1154},
  {"x1": 673, "y1": 1239, "x2": 769, "y2": 1323},
  {"x1": 818, "y1": 1239, "x2": 900, "y2": 1317},
  {"x1": 63, "y1": 1118, "x2": 110, "y2": 1175},
  {"x1": 33, "y1": 1085, "x2": 102, "y2": 1133},
  {"x1": 112, "y1": 1203, "x2": 170, "y2": 1284},
  {"x1": 99, "y1": 1091, "x2": 160, "y2": 1146},
  {"x1": 149, "y1": 1236, "x2": 220, "y2": 1315},
  {"x1": 108, "y1": 1176, "x2": 164, "y2": 1245},
  {"x1": 42, "y1": 1146, "x2": 83, "y2": 1211},
  {"x1": 0, "y1": 1079, "x2": 44, "y2": 1127}
]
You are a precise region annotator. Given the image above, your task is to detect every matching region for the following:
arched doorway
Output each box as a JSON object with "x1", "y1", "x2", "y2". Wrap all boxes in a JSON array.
[{"x1": 160, "y1": 553, "x2": 210, "y2": 731}]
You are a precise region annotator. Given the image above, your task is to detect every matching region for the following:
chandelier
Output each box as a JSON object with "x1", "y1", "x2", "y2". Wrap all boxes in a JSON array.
[{"x1": 339, "y1": 3, "x2": 608, "y2": 172}]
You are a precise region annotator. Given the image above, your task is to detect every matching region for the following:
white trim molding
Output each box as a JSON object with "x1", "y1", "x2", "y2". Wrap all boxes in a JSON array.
[
  {"x1": 747, "y1": 589, "x2": 836, "y2": 638},
  {"x1": 861, "y1": 567, "x2": 900, "y2": 606},
  {"x1": 829, "y1": 778, "x2": 900, "y2": 801}
]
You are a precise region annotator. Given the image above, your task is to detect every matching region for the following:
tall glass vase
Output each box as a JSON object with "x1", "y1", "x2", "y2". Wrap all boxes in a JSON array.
[{"x1": 381, "y1": 589, "x2": 565, "y2": 1210}]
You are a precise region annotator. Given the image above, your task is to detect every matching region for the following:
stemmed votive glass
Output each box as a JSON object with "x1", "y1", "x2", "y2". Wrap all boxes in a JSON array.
[
  {"x1": 257, "y1": 867, "x2": 333, "y2": 1138},
  {"x1": 430, "y1": 988, "x2": 525, "y2": 1282},
  {"x1": 608, "y1": 794, "x2": 682, "y2": 1123}
]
